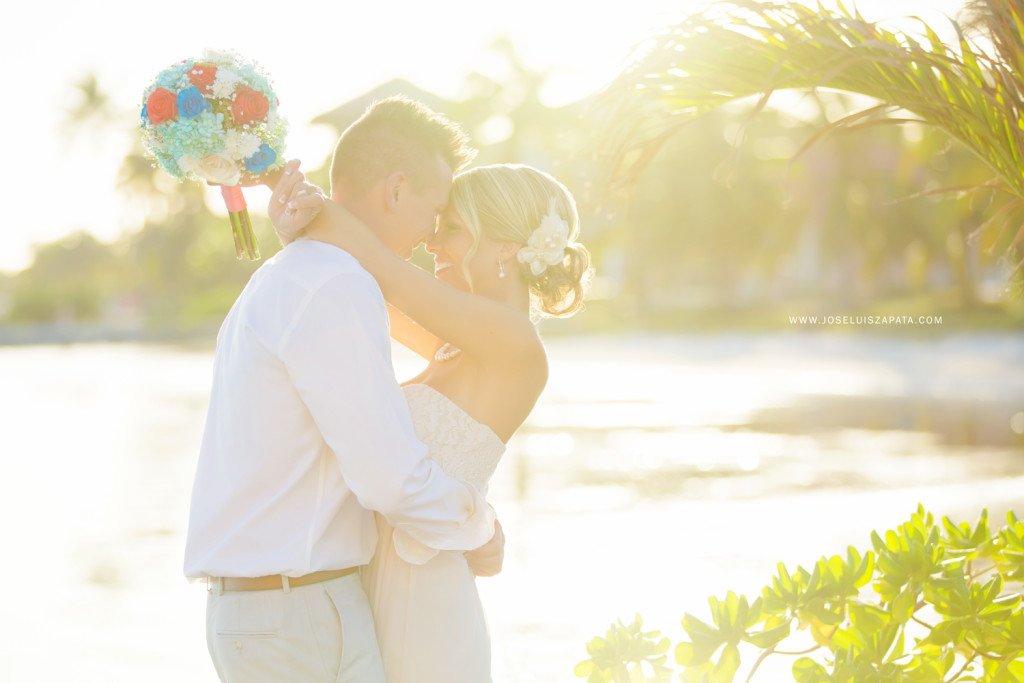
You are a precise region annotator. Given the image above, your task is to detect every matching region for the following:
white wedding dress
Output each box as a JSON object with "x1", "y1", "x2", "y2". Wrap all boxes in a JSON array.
[{"x1": 362, "y1": 383, "x2": 506, "y2": 683}]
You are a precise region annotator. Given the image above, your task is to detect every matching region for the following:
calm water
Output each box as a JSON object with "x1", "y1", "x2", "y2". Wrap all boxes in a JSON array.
[{"x1": 2, "y1": 332, "x2": 1023, "y2": 682}]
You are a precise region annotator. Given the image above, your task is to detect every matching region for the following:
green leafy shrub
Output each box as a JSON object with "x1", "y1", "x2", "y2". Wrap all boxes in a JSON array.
[{"x1": 577, "y1": 506, "x2": 1024, "y2": 682}]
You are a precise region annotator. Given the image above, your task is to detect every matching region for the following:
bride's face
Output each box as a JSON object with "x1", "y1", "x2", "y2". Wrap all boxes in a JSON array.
[{"x1": 425, "y1": 207, "x2": 502, "y2": 293}]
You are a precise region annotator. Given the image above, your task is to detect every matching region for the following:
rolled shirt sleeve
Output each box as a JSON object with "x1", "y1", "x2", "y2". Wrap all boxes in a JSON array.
[{"x1": 279, "y1": 270, "x2": 494, "y2": 555}]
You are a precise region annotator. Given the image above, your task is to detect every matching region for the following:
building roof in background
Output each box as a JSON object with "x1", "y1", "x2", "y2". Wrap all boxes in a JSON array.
[{"x1": 311, "y1": 78, "x2": 456, "y2": 132}]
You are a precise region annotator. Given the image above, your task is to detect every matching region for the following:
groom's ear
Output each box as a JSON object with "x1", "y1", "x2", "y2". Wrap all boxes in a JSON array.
[{"x1": 383, "y1": 172, "x2": 407, "y2": 213}]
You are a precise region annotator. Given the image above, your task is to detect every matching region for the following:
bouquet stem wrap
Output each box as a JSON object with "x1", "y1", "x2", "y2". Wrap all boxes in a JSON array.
[{"x1": 220, "y1": 186, "x2": 259, "y2": 260}]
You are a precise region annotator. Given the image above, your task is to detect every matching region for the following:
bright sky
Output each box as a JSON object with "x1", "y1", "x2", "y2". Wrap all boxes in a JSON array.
[{"x1": 1, "y1": 0, "x2": 966, "y2": 273}]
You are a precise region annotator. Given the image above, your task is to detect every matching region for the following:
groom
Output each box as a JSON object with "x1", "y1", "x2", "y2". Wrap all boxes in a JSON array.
[{"x1": 184, "y1": 97, "x2": 502, "y2": 682}]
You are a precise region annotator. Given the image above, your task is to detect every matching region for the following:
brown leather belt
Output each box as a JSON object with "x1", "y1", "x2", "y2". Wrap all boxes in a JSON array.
[{"x1": 210, "y1": 567, "x2": 359, "y2": 592}]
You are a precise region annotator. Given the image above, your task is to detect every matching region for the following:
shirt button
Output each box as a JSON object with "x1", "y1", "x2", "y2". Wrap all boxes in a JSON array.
[{"x1": 234, "y1": 640, "x2": 243, "y2": 651}]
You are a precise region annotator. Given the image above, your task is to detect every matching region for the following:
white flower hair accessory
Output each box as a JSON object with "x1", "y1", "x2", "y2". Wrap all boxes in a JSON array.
[{"x1": 517, "y1": 204, "x2": 569, "y2": 276}]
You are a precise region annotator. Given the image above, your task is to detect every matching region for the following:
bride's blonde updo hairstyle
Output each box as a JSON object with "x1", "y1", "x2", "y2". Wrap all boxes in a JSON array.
[{"x1": 449, "y1": 164, "x2": 591, "y2": 318}]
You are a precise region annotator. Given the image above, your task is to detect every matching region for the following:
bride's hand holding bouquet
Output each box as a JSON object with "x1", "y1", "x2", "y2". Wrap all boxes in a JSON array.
[
  {"x1": 269, "y1": 166, "x2": 379, "y2": 257},
  {"x1": 268, "y1": 160, "x2": 329, "y2": 240}
]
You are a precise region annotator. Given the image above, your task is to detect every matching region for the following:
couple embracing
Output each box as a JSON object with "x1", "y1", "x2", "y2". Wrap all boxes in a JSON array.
[{"x1": 183, "y1": 96, "x2": 590, "y2": 682}]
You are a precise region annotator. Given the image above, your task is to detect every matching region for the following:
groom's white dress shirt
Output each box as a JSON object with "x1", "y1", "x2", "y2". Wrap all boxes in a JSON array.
[{"x1": 184, "y1": 239, "x2": 494, "y2": 579}]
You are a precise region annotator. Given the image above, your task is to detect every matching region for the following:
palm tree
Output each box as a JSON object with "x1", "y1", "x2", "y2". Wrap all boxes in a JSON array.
[{"x1": 598, "y1": 0, "x2": 1024, "y2": 282}]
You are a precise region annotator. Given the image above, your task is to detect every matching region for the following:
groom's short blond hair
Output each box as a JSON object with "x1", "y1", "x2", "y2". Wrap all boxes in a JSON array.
[{"x1": 330, "y1": 96, "x2": 476, "y2": 194}]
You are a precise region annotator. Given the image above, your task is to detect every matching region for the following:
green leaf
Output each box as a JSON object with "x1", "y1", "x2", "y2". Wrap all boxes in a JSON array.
[
  {"x1": 682, "y1": 613, "x2": 722, "y2": 647},
  {"x1": 985, "y1": 573, "x2": 1005, "y2": 605},
  {"x1": 777, "y1": 562, "x2": 794, "y2": 593},
  {"x1": 712, "y1": 645, "x2": 741, "y2": 683},
  {"x1": 746, "y1": 620, "x2": 792, "y2": 649},
  {"x1": 891, "y1": 587, "x2": 917, "y2": 624},
  {"x1": 853, "y1": 550, "x2": 875, "y2": 588},
  {"x1": 676, "y1": 641, "x2": 697, "y2": 666},
  {"x1": 586, "y1": 636, "x2": 609, "y2": 658},
  {"x1": 793, "y1": 657, "x2": 830, "y2": 683},
  {"x1": 574, "y1": 659, "x2": 597, "y2": 676},
  {"x1": 848, "y1": 602, "x2": 888, "y2": 634}
]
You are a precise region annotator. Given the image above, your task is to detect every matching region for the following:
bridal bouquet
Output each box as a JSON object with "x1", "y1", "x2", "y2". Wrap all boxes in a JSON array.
[{"x1": 139, "y1": 50, "x2": 288, "y2": 260}]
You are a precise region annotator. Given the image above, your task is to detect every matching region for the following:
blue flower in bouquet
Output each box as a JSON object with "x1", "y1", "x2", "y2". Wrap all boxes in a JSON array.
[
  {"x1": 245, "y1": 144, "x2": 277, "y2": 173},
  {"x1": 177, "y1": 86, "x2": 211, "y2": 118}
]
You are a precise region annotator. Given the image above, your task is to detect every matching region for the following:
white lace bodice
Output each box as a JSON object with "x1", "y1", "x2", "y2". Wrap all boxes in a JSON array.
[{"x1": 401, "y1": 383, "x2": 505, "y2": 493}]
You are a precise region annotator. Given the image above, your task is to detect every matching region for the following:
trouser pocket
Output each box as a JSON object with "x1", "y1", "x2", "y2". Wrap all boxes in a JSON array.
[
  {"x1": 210, "y1": 590, "x2": 284, "y2": 636},
  {"x1": 324, "y1": 575, "x2": 386, "y2": 683},
  {"x1": 303, "y1": 583, "x2": 344, "y2": 679},
  {"x1": 206, "y1": 590, "x2": 290, "y2": 682}
]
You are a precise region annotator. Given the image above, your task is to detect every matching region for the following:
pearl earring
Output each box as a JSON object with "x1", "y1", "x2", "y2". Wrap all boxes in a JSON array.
[{"x1": 498, "y1": 259, "x2": 506, "y2": 279}]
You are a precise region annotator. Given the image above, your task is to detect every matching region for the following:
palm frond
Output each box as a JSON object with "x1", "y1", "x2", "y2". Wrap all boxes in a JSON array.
[
  {"x1": 599, "y1": 1, "x2": 1024, "y2": 205},
  {"x1": 596, "y1": 0, "x2": 1024, "y2": 268}
]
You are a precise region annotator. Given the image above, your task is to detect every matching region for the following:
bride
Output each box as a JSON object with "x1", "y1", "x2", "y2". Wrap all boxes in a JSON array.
[{"x1": 270, "y1": 162, "x2": 590, "y2": 682}]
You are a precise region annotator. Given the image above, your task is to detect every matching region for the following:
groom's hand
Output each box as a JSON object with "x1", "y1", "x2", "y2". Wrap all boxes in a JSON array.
[{"x1": 466, "y1": 518, "x2": 504, "y2": 577}]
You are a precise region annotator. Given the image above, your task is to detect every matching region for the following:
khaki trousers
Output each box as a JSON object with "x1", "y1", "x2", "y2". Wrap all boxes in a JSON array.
[{"x1": 206, "y1": 572, "x2": 385, "y2": 682}]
